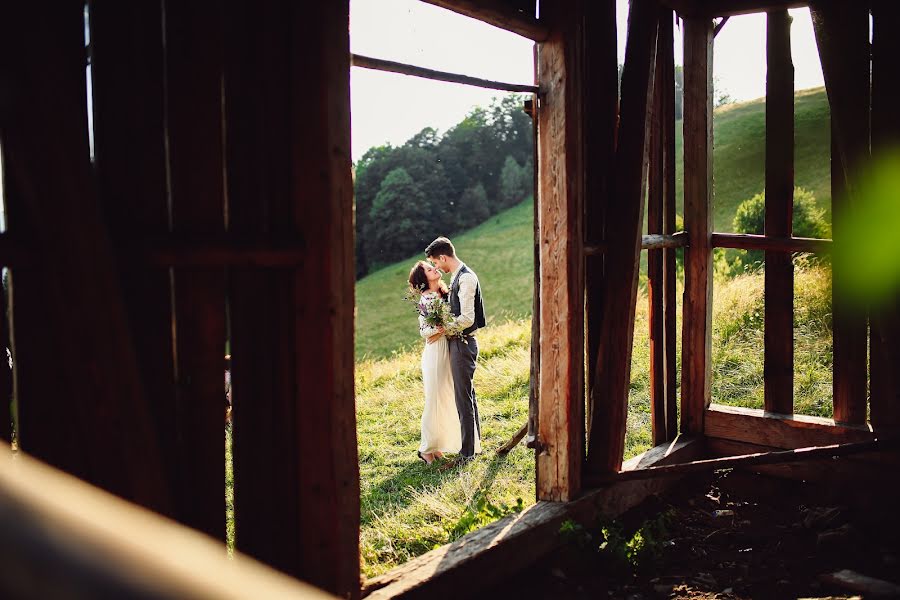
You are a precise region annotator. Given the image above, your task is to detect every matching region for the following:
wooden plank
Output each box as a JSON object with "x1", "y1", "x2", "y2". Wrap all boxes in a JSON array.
[
  {"x1": 0, "y1": 268, "x2": 10, "y2": 444},
  {"x1": 821, "y1": 570, "x2": 900, "y2": 598},
  {"x1": 869, "y1": 2, "x2": 900, "y2": 432},
  {"x1": 0, "y1": 0, "x2": 169, "y2": 508},
  {"x1": 583, "y1": 0, "x2": 618, "y2": 447},
  {"x1": 586, "y1": 0, "x2": 659, "y2": 475},
  {"x1": 811, "y1": 2, "x2": 869, "y2": 425},
  {"x1": 680, "y1": 16, "x2": 714, "y2": 435},
  {"x1": 536, "y1": 0, "x2": 586, "y2": 502},
  {"x1": 89, "y1": 0, "x2": 177, "y2": 519},
  {"x1": 664, "y1": 0, "x2": 808, "y2": 18},
  {"x1": 0, "y1": 451, "x2": 333, "y2": 600},
  {"x1": 661, "y1": 9, "x2": 679, "y2": 441},
  {"x1": 363, "y1": 437, "x2": 703, "y2": 600},
  {"x1": 164, "y1": 1, "x2": 227, "y2": 540},
  {"x1": 711, "y1": 232, "x2": 830, "y2": 253},
  {"x1": 584, "y1": 231, "x2": 688, "y2": 256},
  {"x1": 351, "y1": 54, "x2": 539, "y2": 93},
  {"x1": 647, "y1": 5, "x2": 667, "y2": 445},
  {"x1": 225, "y1": 1, "x2": 360, "y2": 595},
  {"x1": 419, "y1": 0, "x2": 550, "y2": 41},
  {"x1": 705, "y1": 404, "x2": 873, "y2": 449},
  {"x1": 527, "y1": 53, "x2": 541, "y2": 448},
  {"x1": 763, "y1": 9, "x2": 794, "y2": 415}
]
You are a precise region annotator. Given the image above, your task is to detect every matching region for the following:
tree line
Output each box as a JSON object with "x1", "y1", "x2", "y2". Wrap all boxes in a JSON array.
[{"x1": 354, "y1": 94, "x2": 534, "y2": 278}]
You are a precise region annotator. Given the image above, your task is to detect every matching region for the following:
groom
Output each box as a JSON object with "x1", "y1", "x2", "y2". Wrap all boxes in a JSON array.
[{"x1": 425, "y1": 236, "x2": 486, "y2": 461}]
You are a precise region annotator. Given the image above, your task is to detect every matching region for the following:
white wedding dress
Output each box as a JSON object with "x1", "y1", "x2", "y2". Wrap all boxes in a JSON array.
[{"x1": 417, "y1": 292, "x2": 465, "y2": 455}]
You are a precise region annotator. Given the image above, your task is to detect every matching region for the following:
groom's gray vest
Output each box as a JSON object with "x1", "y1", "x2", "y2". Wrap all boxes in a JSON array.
[{"x1": 449, "y1": 265, "x2": 486, "y2": 336}]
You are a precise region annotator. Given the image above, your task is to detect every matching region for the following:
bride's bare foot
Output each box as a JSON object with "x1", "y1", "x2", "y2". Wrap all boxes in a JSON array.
[
  {"x1": 418, "y1": 450, "x2": 435, "y2": 464},
  {"x1": 433, "y1": 451, "x2": 444, "y2": 460}
]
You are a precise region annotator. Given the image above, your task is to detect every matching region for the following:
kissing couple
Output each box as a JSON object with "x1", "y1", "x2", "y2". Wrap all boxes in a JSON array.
[{"x1": 407, "y1": 237, "x2": 486, "y2": 467}]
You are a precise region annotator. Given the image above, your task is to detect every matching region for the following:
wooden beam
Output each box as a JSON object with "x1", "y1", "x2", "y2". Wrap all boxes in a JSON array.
[
  {"x1": 869, "y1": 1, "x2": 900, "y2": 432},
  {"x1": 1, "y1": 0, "x2": 169, "y2": 510},
  {"x1": 711, "y1": 232, "x2": 830, "y2": 253},
  {"x1": 0, "y1": 451, "x2": 333, "y2": 600},
  {"x1": 0, "y1": 274, "x2": 9, "y2": 444},
  {"x1": 664, "y1": 0, "x2": 808, "y2": 18},
  {"x1": 527, "y1": 45, "x2": 541, "y2": 449},
  {"x1": 164, "y1": 0, "x2": 227, "y2": 541},
  {"x1": 680, "y1": 16, "x2": 714, "y2": 435},
  {"x1": 662, "y1": 14, "x2": 679, "y2": 441},
  {"x1": 705, "y1": 403, "x2": 873, "y2": 449},
  {"x1": 419, "y1": 0, "x2": 550, "y2": 41},
  {"x1": 587, "y1": 0, "x2": 659, "y2": 474},
  {"x1": 350, "y1": 54, "x2": 539, "y2": 94},
  {"x1": 363, "y1": 436, "x2": 703, "y2": 600},
  {"x1": 584, "y1": 231, "x2": 688, "y2": 256},
  {"x1": 811, "y1": 2, "x2": 870, "y2": 425},
  {"x1": 764, "y1": 9, "x2": 794, "y2": 415},
  {"x1": 583, "y1": 0, "x2": 618, "y2": 453}
]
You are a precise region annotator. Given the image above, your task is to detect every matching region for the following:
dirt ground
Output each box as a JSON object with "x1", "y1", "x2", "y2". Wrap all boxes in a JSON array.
[{"x1": 481, "y1": 469, "x2": 900, "y2": 599}]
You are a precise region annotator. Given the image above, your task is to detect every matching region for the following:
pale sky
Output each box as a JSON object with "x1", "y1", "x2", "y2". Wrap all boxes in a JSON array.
[{"x1": 349, "y1": 0, "x2": 827, "y2": 162}]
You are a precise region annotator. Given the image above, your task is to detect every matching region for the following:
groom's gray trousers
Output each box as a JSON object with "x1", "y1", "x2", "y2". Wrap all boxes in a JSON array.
[{"x1": 449, "y1": 336, "x2": 480, "y2": 457}]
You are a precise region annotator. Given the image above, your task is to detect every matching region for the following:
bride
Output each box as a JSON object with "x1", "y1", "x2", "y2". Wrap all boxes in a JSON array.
[{"x1": 408, "y1": 261, "x2": 462, "y2": 464}]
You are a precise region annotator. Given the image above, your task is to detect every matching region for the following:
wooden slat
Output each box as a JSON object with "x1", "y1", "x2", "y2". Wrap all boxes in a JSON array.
[
  {"x1": 536, "y1": 0, "x2": 586, "y2": 502},
  {"x1": 869, "y1": 2, "x2": 900, "y2": 432},
  {"x1": 763, "y1": 9, "x2": 794, "y2": 415},
  {"x1": 1, "y1": 0, "x2": 169, "y2": 508},
  {"x1": 680, "y1": 16, "x2": 714, "y2": 435},
  {"x1": 584, "y1": 231, "x2": 688, "y2": 256},
  {"x1": 350, "y1": 54, "x2": 539, "y2": 94},
  {"x1": 89, "y1": 0, "x2": 177, "y2": 519},
  {"x1": 583, "y1": 0, "x2": 618, "y2": 447},
  {"x1": 647, "y1": 5, "x2": 667, "y2": 445},
  {"x1": 527, "y1": 47, "x2": 541, "y2": 449},
  {"x1": 363, "y1": 436, "x2": 703, "y2": 600},
  {"x1": 0, "y1": 451, "x2": 333, "y2": 600},
  {"x1": 419, "y1": 0, "x2": 550, "y2": 41},
  {"x1": 587, "y1": 0, "x2": 659, "y2": 474},
  {"x1": 711, "y1": 232, "x2": 830, "y2": 253},
  {"x1": 164, "y1": 0, "x2": 227, "y2": 540},
  {"x1": 811, "y1": 2, "x2": 869, "y2": 425},
  {"x1": 705, "y1": 404, "x2": 873, "y2": 449},
  {"x1": 661, "y1": 10, "x2": 679, "y2": 441}
]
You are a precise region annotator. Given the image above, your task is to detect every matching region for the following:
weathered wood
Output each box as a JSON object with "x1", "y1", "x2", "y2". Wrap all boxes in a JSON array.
[
  {"x1": 664, "y1": 0, "x2": 807, "y2": 18},
  {"x1": 584, "y1": 231, "x2": 688, "y2": 256},
  {"x1": 0, "y1": 267, "x2": 10, "y2": 444},
  {"x1": 680, "y1": 16, "x2": 714, "y2": 435},
  {"x1": 1, "y1": 0, "x2": 169, "y2": 509},
  {"x1": 350, "y1": 54, "x2": 539, "y2": 94},
  {"x1": 713, "y1": 15, "x2": 729, "y2": 37},
  {"x1": 869, "y1": 2, "x2": 900, "y2": 432},
  {"x1": 89, "y1": 0, "x2": 177, "y2": 519},
  {"x1": 527, "y1": 46, "x2": 541, "y2": 450},
  {"x1": 661, "y1": 10, "x2": 679, "y2": 441},
  {"x1": 711, "y1": 232, "x2": 830, "y2": 253},
  {"x1": 647, "y1": 7, "x2": 667, "y2": 445},
  {"x1": 363, "y1": 437, "x2": 703, "y2": 600},
  {"x1": 536, "y1": 0, "x2": 586, "y2": 501},
  {"x1": 497, "y1": 422, "x2": 528, "y2": 454},
  {"x1": 226, "y1": 2, "x2": 360, "y2": 595},
  {"x1": 705, "y1": 403, "x2": 873, "y2": 449},
  {"x1": 820, "y1": 569, "x2": 900, "y2": 599},
  {"x1": 587, "y1": 438, "x2": 897, "y2": 485},
  {"x1": 764, "y1": 9, "x2": 794, "y2": 415},
  {"x1": 0, "y1": 451, "x2": 333, "y2": 600},
  {"x1": 586, "y1": 0, "x2": 659, "y2": 475},
  {"x1": 811, "y1": 2, "x2": 869, "y2": 425},
  {"x1": 164, "y1": 0, "x2": 227, "y2": 541},
  {"x1": 419, "y1": 0, "x2": 550, "y2": 41},
  {"x1": 583, "y1": 0, "x2": 618, "y2": 448}
]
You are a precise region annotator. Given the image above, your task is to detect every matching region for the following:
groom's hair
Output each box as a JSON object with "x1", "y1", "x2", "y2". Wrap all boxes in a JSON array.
[{"x1": 424, "y1": 237, "x2": 455, "y2": 259}]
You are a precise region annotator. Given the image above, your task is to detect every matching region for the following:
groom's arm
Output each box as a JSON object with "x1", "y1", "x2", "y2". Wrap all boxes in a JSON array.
[{"x1": 454, "y1": 273, "x2": 477, "y2": 330}]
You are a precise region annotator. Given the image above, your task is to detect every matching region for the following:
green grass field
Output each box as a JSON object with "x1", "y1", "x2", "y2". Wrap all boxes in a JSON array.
[{"x1": 353, "y1": 87, "x2": 835, "y2": 577}]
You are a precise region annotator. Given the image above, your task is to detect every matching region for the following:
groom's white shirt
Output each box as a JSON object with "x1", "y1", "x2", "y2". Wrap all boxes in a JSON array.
[{"x1": 450, "y1": 262, "x2": 478, "y2": 332}]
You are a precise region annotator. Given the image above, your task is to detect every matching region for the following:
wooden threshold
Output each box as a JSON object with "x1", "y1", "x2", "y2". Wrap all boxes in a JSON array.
[
  {"x1": 705, "y1": 403, "x2": 873, "y2": 449},
  {"x1": 362, "y1": 437, "x2": 703, "y2": 600}
]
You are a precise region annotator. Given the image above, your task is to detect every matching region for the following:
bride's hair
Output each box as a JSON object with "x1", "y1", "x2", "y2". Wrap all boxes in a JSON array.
[{"x1": 408, "y1": 261, "x2": 448, "y2": 298}]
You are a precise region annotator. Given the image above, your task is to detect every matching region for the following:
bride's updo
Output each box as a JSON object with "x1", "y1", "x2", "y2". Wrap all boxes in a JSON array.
[{"x1": 408, "y1": 261, "x2": 448, "y2": 298}]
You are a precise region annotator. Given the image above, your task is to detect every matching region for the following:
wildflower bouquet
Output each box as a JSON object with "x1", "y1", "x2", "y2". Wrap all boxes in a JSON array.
[{"x1": 404, "y1": 285, "x2": 466, "y2": 340}]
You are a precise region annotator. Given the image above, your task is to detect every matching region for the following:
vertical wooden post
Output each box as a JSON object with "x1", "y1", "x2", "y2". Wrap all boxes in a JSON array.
[
  {"x1": 680, "y1": 16, "x2": 714, "y2": 435},
  {"x1": 528, "y1": 42, "x2": 541, "y2": 449},
  {"x1": 811, "y1": 2, "x2": 869, "y2": 425},
  {"x1": 0, "y1": 276, "x2": 10, "y2": 444},
  {"x1": 226, "y1": 1, "x2": 359, "y2": 594},
  {"x1": 584, "y1": 0, "x2": 618, "y2": 443},
  {"x1": 764, "y1": 9, "x2": 794, "y2": 415},
  {"x1": 661, "y1": 10, "x2": 679, "y2": 440},
  {"x1": 586, "y1": 0, "x2": 658, "y2": 474},
  {"x1": 90, "y1": 0, "x2": 177, "y2": 519},
  {"x1": 870, "y1": 1, "x2": 900, "y2": 432},
  {"x1": 537, "y1": 0, "x2": 585, "y2": 501}
]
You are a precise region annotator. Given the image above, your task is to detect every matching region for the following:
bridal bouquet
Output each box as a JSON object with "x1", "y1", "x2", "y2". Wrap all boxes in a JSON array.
[{"x1": 404, "y1": 286, "x2": 467, "y2": 340}]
